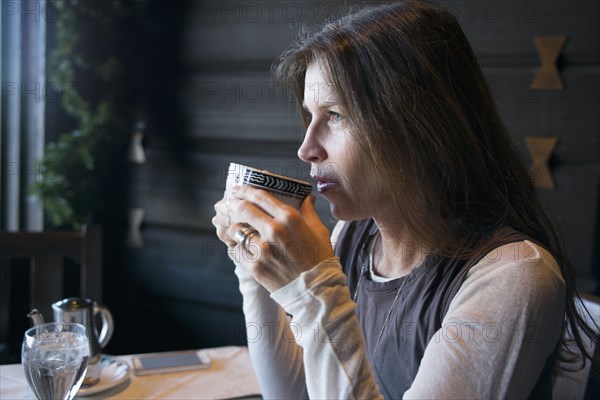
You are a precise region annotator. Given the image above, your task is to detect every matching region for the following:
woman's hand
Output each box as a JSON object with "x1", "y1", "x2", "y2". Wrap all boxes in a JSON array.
[
  {"x1": 213, "y1": 196, "x2": 238, "y2": 249},
  {"x1": 225, "y1": 185, "x2": 334, "y2": 293}
]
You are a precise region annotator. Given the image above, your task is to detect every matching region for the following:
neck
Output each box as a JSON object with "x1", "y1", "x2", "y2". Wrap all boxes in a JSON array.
[{"x1": 372, "y1": 218, "x2": 429, "y2": 279}]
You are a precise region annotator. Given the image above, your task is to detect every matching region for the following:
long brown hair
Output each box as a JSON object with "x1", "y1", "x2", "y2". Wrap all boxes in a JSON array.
[{"x1": 273, "y1": 1, "x2": 597, "y2": 373}]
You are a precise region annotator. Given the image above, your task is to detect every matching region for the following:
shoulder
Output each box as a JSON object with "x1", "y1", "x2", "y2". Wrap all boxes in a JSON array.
[
  {"x1": 450, "y1": 239, "x2": 565, "y2": 315},
  {"x1": 413, "y1": 240, "x2": 566, "y2": 399},
  {"x1": 470, "y1": 239, "x2": 563, "y2": 284}
]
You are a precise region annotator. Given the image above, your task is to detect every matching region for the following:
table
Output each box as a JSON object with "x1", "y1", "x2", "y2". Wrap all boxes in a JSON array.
[{"x1": 0, "y1": 346, "x2": 262, "y2": 399}]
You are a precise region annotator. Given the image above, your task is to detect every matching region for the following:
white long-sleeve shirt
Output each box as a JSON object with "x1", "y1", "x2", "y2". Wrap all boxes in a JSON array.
[{"x1": 235, "y1": 238, "x2": 565, "y2": 399}]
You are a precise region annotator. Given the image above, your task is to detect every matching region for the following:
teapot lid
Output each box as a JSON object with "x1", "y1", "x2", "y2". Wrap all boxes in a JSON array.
[{"x1": 53, "y1": 297, "x2": 93, "y2": 309}]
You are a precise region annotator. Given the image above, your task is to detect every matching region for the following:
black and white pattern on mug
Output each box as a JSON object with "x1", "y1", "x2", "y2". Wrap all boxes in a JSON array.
[{"x1": 242, "y1": 169, "x2": 313, "y2": 200}]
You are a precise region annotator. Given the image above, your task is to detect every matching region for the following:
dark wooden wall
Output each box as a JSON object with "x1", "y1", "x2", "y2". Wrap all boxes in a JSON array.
[
  {"x1": 107, "y1": 0, "x2": 599, "y2": 354},
  {"x1": 453, "y1": 0, "x2": 599, "y2": 292}
]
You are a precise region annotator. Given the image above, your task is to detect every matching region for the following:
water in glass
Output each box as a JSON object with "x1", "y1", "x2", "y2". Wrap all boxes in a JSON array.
[{"x1": 22, "y1": 323, "x2": 90, "y2": 400}]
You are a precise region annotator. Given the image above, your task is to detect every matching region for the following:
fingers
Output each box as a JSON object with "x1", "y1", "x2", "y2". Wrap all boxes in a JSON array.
[
  {"x1": 213, "y1": 188, "x2": 276, "y2": 250},
  {"x1": 228, "y1": 223, "x2": 262, "y2": 264},
  {"x1": 227, "y1": 223, "x2": 255, "y2": 245},
  {"x1": 228, "y1": 186, "x2": 298, "y2": 235},
  {"x1": 300, "y1": 194, "x2": 318, "y2": 219},
  {"x1": 230, "y1": 185, "x2": 296, "y2": 220},
  {"x1": 301, "y1": 194, "x2": 330, "y2": 234},
  {"x1": 212, "y1": 197, "x2": 236, "y2": 247},
  {"x1": 222, "y1": 187, "x2": 335, "y2": 292}
]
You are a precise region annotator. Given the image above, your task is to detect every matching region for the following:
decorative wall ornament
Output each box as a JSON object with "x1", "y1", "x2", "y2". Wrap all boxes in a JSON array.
[
  {"x1": 126, "y1": 207, "x2": 146, "y2": 248},
  {"x1": 531, "y1": 35, "x2": 567, "y2": 90},
  {"x1": 525, "y1": 136, "x2": 558, "y2": 189}
]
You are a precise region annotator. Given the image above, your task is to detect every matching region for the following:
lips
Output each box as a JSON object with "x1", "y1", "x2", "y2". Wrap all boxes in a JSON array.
[{"x1": 311, "y1": 174, "x2": 338, "y2": 193}]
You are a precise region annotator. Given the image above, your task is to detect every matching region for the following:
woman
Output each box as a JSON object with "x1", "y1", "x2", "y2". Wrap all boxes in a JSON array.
[{"x1": 213, "y1": 2, "x2": 597, "y2": 398}]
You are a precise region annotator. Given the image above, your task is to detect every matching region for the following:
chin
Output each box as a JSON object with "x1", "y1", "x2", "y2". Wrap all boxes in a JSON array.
[{"x1": 327, "y1": 200, "x2": 364, "y2": 222}]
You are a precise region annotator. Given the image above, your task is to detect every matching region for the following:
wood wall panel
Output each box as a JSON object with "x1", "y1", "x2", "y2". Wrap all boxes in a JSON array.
[
  {"x1": 444, "y1": 0, "x2": 599, "y2": 66},
  {"x1": 128, "y1": 228, "x2": 242, "y2": 308},
  {"x1": 183, "y1": 0, "x2": 356, "y2": 65},
  {"x1": 539, "y1": 165, "x2": 600, "y2": 292},
  {"x1": 485, "y1": 67, "x2": 600, "y2": 164},
  {"x1": 181, "y1": 70, "x2": 302, "y2": 140},
  {"x1": 183, "y1": 0, "x2": 600, "y2": 67}
]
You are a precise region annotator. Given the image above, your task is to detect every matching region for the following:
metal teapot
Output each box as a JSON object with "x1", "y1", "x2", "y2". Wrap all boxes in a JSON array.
[{"x1": 28, "y1": 297, "x2": 114, "y2": 386}]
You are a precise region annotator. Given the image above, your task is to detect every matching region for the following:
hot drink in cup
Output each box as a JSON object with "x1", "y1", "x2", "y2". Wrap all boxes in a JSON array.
[{"x1": 226, "y1": 163, "x2": 313, "y2": 210}]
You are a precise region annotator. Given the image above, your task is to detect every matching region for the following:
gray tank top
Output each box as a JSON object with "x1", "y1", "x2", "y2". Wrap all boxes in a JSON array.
[{"x1": 334, "y1": 218, "x2": 556, "y2": 399}]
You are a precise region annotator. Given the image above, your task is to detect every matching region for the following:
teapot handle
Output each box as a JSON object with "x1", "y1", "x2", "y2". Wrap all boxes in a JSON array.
[{"x1": 93, "y1": 304, "x2": 114, "y2": 349}]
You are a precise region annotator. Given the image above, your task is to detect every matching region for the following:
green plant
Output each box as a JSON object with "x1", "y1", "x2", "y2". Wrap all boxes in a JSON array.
[
  {"x1": 30, "y1": 107, "x2": 108, "y2": 229},
  {"x1": 30, "y1": 0, "x2": 140, "y2": 229}
]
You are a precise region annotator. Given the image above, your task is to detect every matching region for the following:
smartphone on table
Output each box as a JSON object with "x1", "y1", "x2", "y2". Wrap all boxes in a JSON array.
[{"x1": 131, "y1": 350, "x2": 212, "y2": 376}]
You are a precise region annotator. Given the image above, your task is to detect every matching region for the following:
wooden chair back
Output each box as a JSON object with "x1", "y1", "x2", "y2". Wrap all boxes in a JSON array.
[{"x1": 0, "y1": 225, "x2": 102, "y2": 345}]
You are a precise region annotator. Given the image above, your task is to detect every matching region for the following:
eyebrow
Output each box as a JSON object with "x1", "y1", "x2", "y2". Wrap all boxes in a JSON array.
[{"x1": 302, "y1": 100, "x2": 339, "y2": 110}]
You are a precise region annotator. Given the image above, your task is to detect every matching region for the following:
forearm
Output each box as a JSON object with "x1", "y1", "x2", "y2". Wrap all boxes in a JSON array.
[
  {"x1": 271, "y1": 258, "x2": 383, "y2": 400},
  {"x1": 235, "y1": 266, "x2": 308, "y2": 399}
]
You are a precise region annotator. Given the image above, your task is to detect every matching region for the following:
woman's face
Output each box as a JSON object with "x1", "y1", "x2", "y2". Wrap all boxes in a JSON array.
[{"x1": 298, "y1": 61, "x2": 388, "y2": 221}]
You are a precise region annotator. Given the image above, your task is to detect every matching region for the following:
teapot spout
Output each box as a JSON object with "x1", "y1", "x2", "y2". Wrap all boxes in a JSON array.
[{"x1": 27, "y1": 309, "x2": 45, "y2": 327}]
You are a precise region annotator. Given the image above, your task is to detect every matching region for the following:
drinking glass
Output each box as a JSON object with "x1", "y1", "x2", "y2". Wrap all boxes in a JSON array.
[{"x1": 22, "y1": 322, "x2": 90, "y2": 400}]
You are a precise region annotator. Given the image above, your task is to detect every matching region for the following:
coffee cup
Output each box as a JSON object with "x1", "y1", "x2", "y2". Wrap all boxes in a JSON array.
[{"x1": 226, "y1": 163, "x2": 313, "y2": 210}]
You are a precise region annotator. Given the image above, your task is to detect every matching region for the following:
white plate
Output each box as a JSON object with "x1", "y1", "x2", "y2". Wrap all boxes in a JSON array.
[{"x1": 77, "y1": 355, "x2": 131, "y2": 396}]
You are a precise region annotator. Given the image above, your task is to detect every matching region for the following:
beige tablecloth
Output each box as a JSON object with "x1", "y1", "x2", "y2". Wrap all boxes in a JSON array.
[{"x1": 1, "y1": 346, "x2": 262, "y2": 399}]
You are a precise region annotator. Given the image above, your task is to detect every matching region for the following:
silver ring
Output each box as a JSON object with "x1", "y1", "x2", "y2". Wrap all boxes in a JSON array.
[{"x1": 235, "y1": 228, "x2": 258, "y2": 250}]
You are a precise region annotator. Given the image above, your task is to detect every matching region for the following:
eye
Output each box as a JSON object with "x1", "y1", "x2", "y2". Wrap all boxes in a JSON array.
[{"x1": 327, "y1": 111, "x2": 344, "y2": 123}]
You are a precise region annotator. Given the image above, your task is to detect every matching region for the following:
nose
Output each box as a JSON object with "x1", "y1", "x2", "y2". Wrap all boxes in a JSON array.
[{"x1": 297, "y1": 122, "x2": 326, "y2": 163}]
